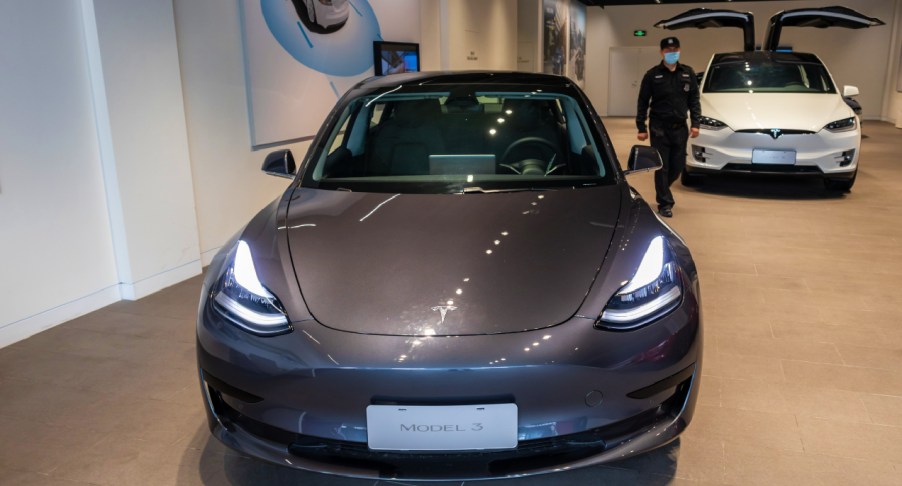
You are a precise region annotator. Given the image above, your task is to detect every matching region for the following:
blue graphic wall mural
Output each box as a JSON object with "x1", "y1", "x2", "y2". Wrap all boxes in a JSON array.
[{"x1": 241, "y1": 0, "x2": 420, "y2": 146}]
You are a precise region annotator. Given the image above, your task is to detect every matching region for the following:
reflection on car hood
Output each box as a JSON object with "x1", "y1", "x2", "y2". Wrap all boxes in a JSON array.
[
  {"x1": 701, "y1": 93, "x2": 853, "y2": 131},
  {"x1": 284, "y1": 186, "x2": 622, "y2": 336}
]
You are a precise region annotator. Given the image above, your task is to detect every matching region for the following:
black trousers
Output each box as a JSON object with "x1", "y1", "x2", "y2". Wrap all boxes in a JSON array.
[{"x1": 649, "y1": 121, "x2": 689, "y2": 210}]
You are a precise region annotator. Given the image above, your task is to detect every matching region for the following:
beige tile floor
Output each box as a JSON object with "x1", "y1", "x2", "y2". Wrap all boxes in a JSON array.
[{"x1": 1, "y1": 119, "x2": 900, "y2": 485}]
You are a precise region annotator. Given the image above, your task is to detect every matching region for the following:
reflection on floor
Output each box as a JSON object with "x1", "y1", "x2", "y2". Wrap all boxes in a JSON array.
[{"x1": 1, "y1": 119, "x2": 901, "y2": 485}]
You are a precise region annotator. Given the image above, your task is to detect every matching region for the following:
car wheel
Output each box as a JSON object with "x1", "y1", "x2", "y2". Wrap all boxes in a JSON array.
[
  {"x1": 680, "y1": 169, "x2": 705, "y2": 187},
  {"x1": 824, "y1": 170, "x2": 857, "y2": 193}
]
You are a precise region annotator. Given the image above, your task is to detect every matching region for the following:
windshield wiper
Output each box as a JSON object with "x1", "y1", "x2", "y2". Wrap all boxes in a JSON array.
[{"x1": 460, "y1": 186, "x2": 556, "y2": 194}]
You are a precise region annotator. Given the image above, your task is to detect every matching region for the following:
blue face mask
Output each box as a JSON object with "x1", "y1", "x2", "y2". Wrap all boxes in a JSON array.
[{"x1": 664, "y1": 52, "x2": 680, "y2": 65}]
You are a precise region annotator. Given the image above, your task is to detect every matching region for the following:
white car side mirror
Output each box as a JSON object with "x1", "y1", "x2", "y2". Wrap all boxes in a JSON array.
[{"x1": 843, "y1": 85, "x2": 860, "y2": 97}]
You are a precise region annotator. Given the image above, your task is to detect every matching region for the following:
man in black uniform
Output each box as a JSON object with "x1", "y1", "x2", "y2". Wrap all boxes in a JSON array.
[{"x1": 636, "y1": 36, "x2": 701, "y2": 218}]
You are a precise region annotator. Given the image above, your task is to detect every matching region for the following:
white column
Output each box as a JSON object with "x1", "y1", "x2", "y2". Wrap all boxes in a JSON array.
[{"x1": 81, "y1": 0, "x2": 202, "y2": 299}]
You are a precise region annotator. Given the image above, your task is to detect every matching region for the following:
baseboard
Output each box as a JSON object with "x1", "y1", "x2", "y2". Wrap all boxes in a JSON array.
[
  {"x1": 201, "y1": 246, "x2": 221, "y2": 267},
  {"x1": 0, "y1": 285, "x2": 121, "y2": 349},
  {"x1": 119, "y1": 260, "x2": 203, "y2": 300}
]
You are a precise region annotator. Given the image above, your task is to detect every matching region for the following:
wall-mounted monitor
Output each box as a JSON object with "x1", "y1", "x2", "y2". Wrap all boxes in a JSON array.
[{"x1": 373, "y1": 41, "x2": 420, "y2": 76}]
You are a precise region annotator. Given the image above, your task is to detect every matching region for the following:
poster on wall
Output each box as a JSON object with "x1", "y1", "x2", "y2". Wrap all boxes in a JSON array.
[
  {"x1": 568, "y1": 1, "x2": 585, "y2": 87},
  {"x1": 241, "y1": 0, "x2": 420, "y2": 146},
  {"x1": 542, "y1": 0, "x2": 568, "y2": 76}
]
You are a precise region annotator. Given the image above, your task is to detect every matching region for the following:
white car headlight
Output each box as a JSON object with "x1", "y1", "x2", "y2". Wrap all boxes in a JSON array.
[
  {"x1": 700, "y1": 116, "x2": 728, "y2": 130},
  {"x1": 212, "y1": 240, "x2": 291, "y2": 336},
  {"x1": 824, "y1": 117, "x2": 856, "y2": 132},
  {"x1": 597, "y1": 236, "x2": 683, "y2": 330}
]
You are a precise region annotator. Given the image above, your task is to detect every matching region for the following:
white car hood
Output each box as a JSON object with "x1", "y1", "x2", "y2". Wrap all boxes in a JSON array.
[{"x1": 701, "y1": 92, "x2": 854, "y2": 131}]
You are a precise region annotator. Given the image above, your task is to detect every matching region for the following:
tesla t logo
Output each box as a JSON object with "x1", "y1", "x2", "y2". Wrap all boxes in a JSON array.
[
  {"x1": 431, "y1": 305, "x2": 457, "y2": 324},
  {"x1": 769, "y1": 128, "x2": 782, "y2": 139}
]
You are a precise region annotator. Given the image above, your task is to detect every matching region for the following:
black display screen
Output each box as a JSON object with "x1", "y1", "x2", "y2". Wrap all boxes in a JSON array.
[{"x1": 373, "y1": 41, "x2": 420, "y2": 76}]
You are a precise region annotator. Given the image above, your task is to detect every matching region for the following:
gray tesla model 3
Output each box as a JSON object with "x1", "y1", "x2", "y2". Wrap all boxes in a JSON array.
[{"x1": 196, "y1": 71, "x2": 702, "y2": 480}]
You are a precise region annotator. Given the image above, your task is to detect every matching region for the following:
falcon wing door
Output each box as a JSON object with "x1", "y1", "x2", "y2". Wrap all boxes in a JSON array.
[
  {"x1": 764, "y1": 6, "x2": 884, "y2": 51},
  {"x1": 654, "y1": 8, "x2": 755, "y2": 52}
]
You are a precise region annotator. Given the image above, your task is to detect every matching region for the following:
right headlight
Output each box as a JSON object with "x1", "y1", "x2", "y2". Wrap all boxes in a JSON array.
[
  {"x1": 700, "y1": 116, "x2": 728, "y2": 130},
  {"x1": 597, "y1": 236, "x2": 682, "y2": 330},
  {"x1": 211, "y1": 240, "x2": 292, "y2": 336},
  {"x1": 824, "y1": 117, "x2": 856, "y2": 132}
]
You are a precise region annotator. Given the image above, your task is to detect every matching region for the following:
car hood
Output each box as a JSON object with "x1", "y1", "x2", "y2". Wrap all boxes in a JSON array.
[
  {"x1": 284, "y1": 186, "x2": 622, "y2": 336},
  {"x1": 701, "y1": 92, "x2": 853, "y2": 131}
]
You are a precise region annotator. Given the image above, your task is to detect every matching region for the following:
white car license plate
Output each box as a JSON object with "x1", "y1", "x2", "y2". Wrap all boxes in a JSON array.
[
  {"x1": 366, "y1": 403, "x2": 518, "y2": 451},
  {"x1": 752, "y1": 149, "x2": 796, "y2": 165}
]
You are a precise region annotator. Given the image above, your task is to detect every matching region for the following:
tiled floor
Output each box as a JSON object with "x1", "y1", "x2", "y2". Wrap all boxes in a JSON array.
[{"x1": 1, "y1": 119, "x2": 901, "y2": 485}]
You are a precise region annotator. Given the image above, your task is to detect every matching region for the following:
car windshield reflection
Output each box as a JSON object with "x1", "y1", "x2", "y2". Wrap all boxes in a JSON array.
[
  {"x1": 704, "y1": 59, "x2": 837, "y2": 94},
  {"x1": 302, "y1": 91, "x2": 612, "y2": 194}
]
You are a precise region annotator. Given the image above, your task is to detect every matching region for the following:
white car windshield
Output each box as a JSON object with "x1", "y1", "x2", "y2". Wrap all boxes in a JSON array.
[
  {"x1": 301, "y1": 91, "x2": 612, "y2": 194},
  {"x1": 704, "y1": 59, "x2": 836, "y2": 94}
]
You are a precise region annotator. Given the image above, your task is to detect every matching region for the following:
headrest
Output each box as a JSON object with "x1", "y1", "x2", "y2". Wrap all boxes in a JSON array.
[
  {"x1": 502, "y1": 98, "x2": 549, "y2": 130},
  {"x1": 393, "y1": 99, "x2": 441, "y2": 126}
]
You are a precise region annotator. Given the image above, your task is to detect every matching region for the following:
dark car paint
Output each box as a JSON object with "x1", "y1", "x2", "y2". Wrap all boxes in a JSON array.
[
  {"x1": 284, "y1": 187, "x2": 622, "y2": 336},
  {"x1": 196, "y1": 72, "x2": 702, "y2": 480}
]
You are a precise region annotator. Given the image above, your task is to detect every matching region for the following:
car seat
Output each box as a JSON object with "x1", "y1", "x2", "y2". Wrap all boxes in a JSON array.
[{"x1": 369, "y1": 99, "x2": 445, "y2": 175}]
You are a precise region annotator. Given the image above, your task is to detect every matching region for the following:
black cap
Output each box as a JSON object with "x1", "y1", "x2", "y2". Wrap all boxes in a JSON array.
[{"x1": 660, "y1": 37, "x2": 680, "y2": 49}]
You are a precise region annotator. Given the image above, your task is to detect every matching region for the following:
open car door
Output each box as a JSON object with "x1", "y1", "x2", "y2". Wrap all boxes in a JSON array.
[
  {"x1": 764, "y1": 6, "x2": 884, "y2": 51},
  {"x1": 654, "y1": 8, "x2": 755, "y2": 52}
]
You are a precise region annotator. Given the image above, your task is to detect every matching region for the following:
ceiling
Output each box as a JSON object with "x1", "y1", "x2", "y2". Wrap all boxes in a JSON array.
[{"x1": 577, "y1": 0, "x2": 792, "y2": 6}]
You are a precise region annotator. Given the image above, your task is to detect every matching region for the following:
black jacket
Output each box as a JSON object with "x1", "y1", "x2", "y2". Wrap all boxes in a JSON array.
[{"x1": 636, "y1": 62, "x2": 701, "y2": 132}]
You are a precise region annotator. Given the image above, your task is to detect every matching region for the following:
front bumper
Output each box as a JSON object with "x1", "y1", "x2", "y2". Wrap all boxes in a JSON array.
[
  {"x1": 686, "y1": 126, "x2": 859, "y2": 177},
  {"x1": 196, "y1": 283, "x2": 702, "y2": 480}
]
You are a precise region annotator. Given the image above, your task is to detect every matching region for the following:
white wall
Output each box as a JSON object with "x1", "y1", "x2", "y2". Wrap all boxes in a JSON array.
[
  {"x1": 584, "y1": 5, "x2": 618, "y2": 114},
  {"x1": 585, "y1": 0, "x2": 899, "y2": 121},
  {"x1": 883, "y1": 0, "x2": 902, "y2": 127},
  {"x1": 420, "y1": 0, "x2": 444, "y2": 70},
  {"x1": 173, "y1": 0, "x2": 305, "y2": 264},
  {"x1": 90, "y1": 0, "x2": 202, "y2": 298},
  {"x1": 517, "y1": 0, "x2": 541, "y2": 72},
  {"x1": 447, "y1": 0, "x2": 519, "y2": 70},
  {"x1": 0, "y1": 0, "x2": 120, "y2": 347}
]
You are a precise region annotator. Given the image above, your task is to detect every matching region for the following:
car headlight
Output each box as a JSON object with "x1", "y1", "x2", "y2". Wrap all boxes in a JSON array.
[
  {"x1": 212, "y1": 240, "x2": 292, "y2": 336},
  {"x1": 824, "y1": 117, "x2": 856, "y2": 132},
  {"x1": 700, "y1": 116, "x2": 727, "y2": 130},
  {"x1": 597, "y1": 236, "x2": 682, "y2": 330}
]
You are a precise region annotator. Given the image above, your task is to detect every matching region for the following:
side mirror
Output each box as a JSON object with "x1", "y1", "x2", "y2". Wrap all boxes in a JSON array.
[
  {"x1": 262, "y1": 149, "x2": 296, "y2": 179},
  {"x1": 843, "y1": 85, "x2": 859, "y2": 97},
  {"x1": 625, "y1": 145, "x2": 663, "y2": 175}
]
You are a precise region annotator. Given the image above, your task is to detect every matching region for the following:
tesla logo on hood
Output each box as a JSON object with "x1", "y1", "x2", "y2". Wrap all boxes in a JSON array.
[
  {"x1": 431, "y1": 305, "x2": 457, "y2": 324},
  {"x1": 770, "y1": 128, "x2": 782, "y2": 139}
]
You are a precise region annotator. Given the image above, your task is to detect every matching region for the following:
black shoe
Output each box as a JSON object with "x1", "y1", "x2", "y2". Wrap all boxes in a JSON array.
[{"x1": 658, "y1": 207, "x2": 673, "y2": 218}]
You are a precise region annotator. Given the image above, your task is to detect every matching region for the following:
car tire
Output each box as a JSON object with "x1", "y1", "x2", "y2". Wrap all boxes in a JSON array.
[
  {"x1": 824, "y1": 170, "x2": 856, "y2": 193},
  {"x1": 680, "y1": 169, "x2": 705, "y2": 187}
]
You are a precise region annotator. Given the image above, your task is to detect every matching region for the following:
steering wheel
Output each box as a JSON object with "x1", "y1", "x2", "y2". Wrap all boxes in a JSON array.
[{"x1": 499, "y1": 137, "x2": 561, "y2": 175}]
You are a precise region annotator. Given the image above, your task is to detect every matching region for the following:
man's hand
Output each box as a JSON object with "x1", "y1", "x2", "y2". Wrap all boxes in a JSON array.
[
  {"x1": 637, "y1": 132, "x2": 648, "y2": 142},
  {"x1": 690, "y1": 127, "x2": 700, "y2": 138}
]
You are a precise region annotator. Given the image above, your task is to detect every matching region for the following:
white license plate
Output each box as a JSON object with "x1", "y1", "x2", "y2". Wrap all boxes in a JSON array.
[
  {"x1": 752, "y1": 149, "x2": 796, "y2": 165},
  {"x1": 366, "y1": 403, "x2": 518, "y2": 451}
]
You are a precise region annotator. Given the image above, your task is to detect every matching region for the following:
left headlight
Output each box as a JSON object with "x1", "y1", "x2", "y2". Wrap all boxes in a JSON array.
[
  {"x1": 597, "y1": 236, "x2": 682, "y2": 330},
  {"x1": 824, "y1": 117, "x2": 856, "y2": 132},
  {"x1": 211, "y1": 240, "x2": 292, "y2": 336}
]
